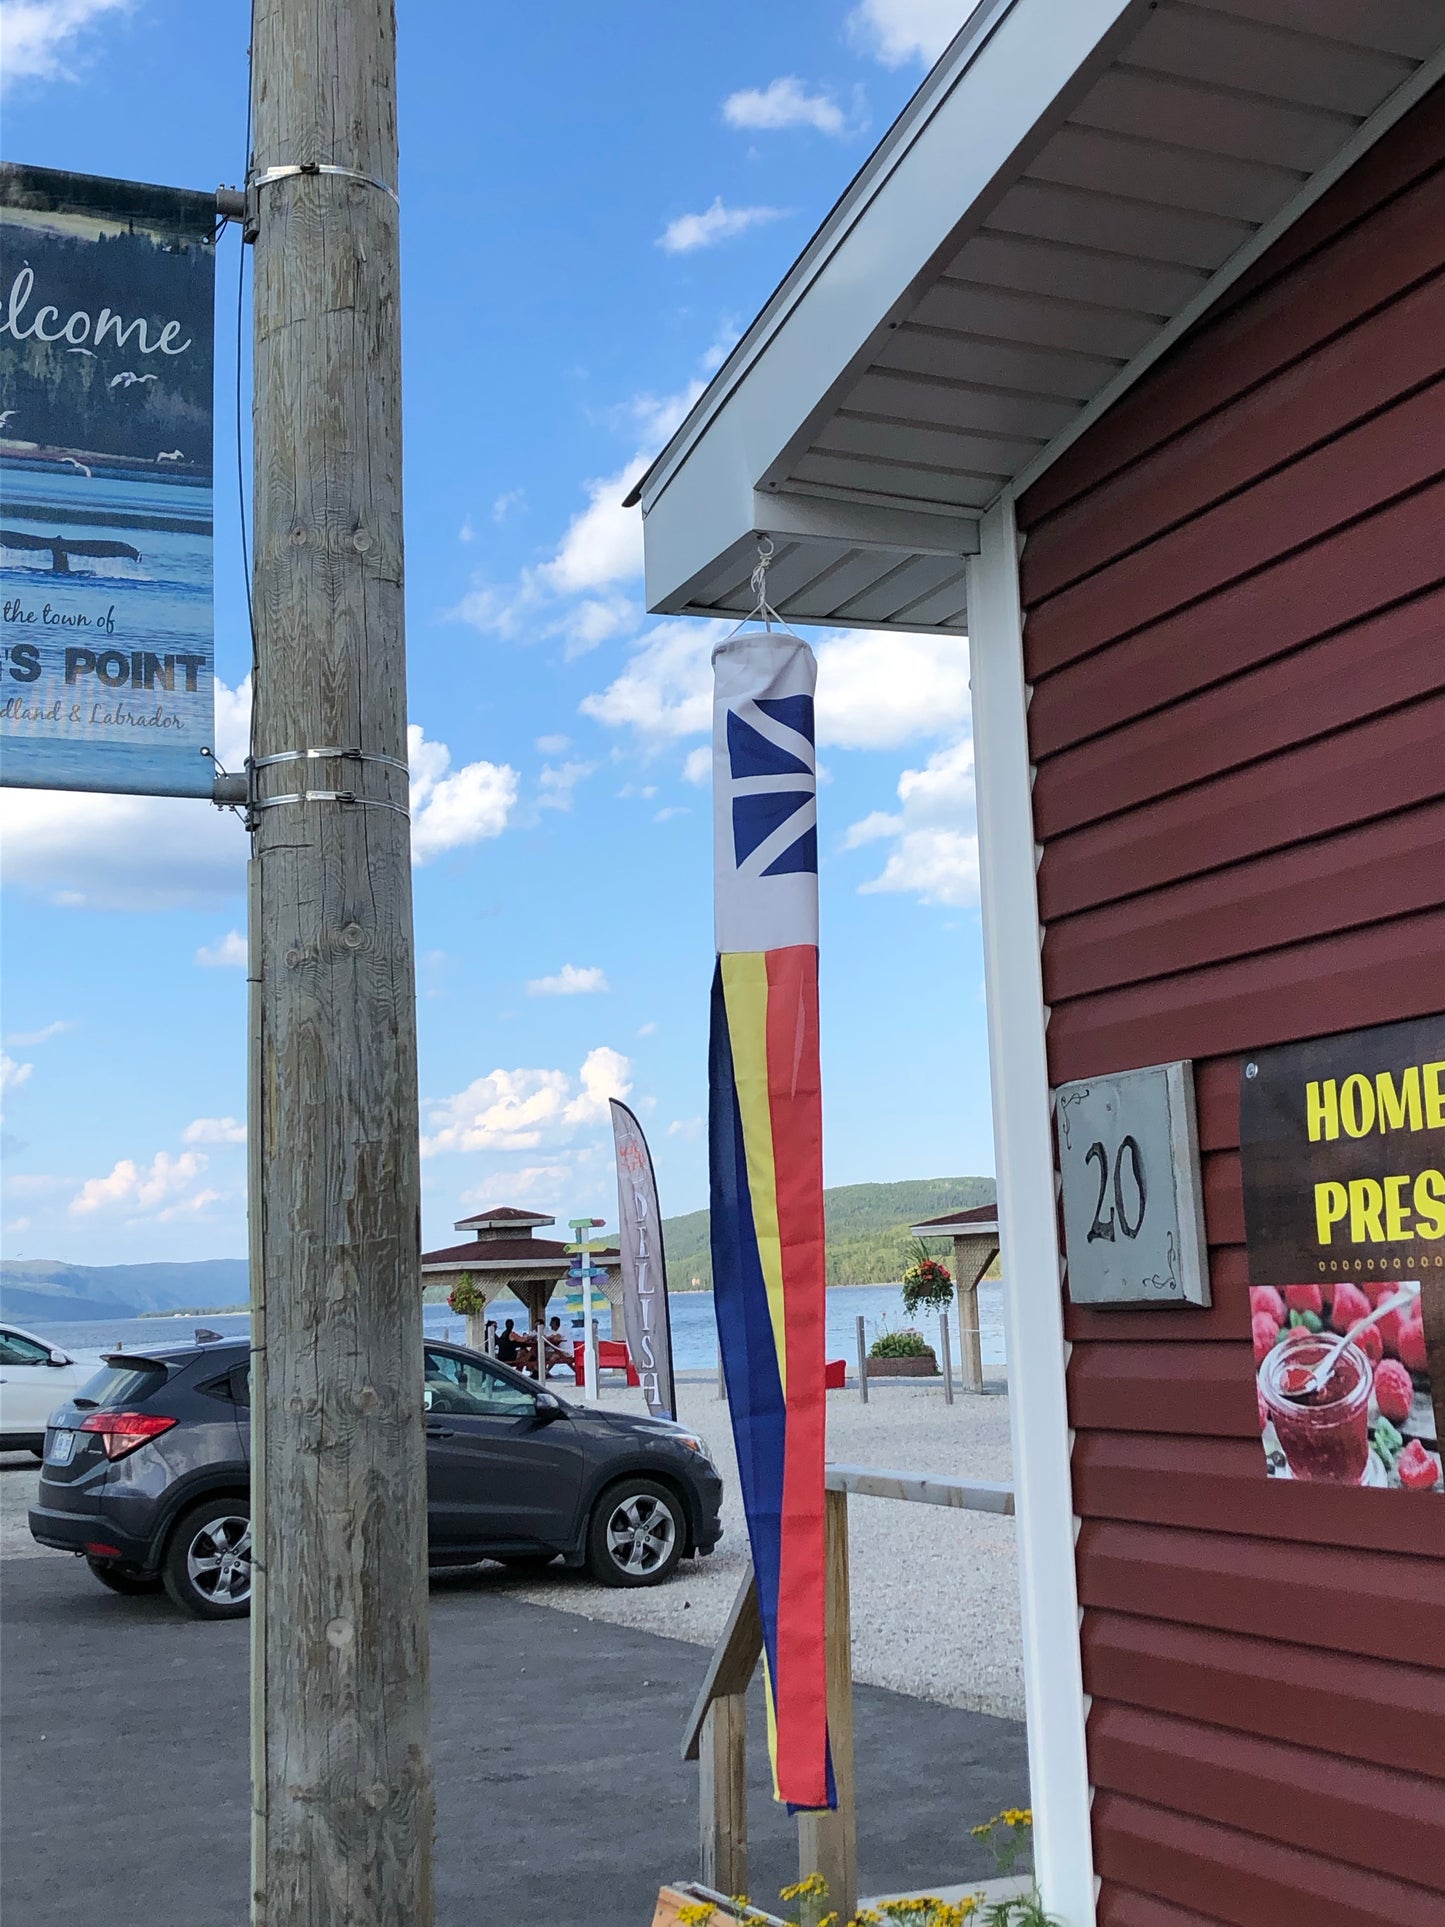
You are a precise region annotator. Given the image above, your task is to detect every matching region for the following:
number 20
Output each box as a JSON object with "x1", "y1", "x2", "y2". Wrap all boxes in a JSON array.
[{"x1": 1084, "y1": 1136, "x2": 1146, "y2": 1243}]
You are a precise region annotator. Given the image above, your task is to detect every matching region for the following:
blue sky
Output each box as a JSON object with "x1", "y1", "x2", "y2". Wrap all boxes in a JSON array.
[{"x1": 0, "y1": 0, "x2": 990, "y2": 1266}]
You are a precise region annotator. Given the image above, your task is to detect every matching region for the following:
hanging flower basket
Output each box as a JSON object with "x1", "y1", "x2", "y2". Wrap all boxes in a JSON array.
[{"x1": 448, "y1": 1273, "x2": 485, "y2": 1318}]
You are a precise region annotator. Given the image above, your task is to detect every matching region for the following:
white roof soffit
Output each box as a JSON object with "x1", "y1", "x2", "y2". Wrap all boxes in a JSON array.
[{"x1": 633, "y1": 0, "x2": 1445, "y2": 636}]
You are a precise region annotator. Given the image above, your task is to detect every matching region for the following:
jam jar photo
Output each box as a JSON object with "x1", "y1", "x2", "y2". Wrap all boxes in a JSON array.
[{"x1": 1258, "y1": 1329, "x2": 1372, "y2": 1484}]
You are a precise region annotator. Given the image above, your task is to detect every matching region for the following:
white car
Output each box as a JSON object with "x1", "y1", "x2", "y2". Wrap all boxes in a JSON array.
[{"x1": 0, "y1": 1322, "x2": 105, "y2": 1456}]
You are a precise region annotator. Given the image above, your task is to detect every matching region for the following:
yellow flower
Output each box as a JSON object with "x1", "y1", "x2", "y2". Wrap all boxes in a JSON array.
[
  {"x1": 969, "y1": 1822, "x2": 992, "y2": 1839},
  {"x1": 1002, "y1": 1808, "x2": 1032, "y2": 1829},
  {"x1": 677, "y1": 1906, "x2": 716, "y2": 1926},
  {"x1": 781, "y1": 1873, "x2": 831, "y2": 1903}
]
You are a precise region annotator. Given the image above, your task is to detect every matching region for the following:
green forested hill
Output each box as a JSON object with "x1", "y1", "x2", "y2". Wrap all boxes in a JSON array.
[{"x1": 663, "y1": 1175, "x2": 995, "y2": 1290}]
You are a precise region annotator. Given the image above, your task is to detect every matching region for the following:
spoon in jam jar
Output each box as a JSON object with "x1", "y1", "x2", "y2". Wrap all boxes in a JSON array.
[{"x1": 1292, "y1": 1284, "x2": 1420, "y2": 1397}]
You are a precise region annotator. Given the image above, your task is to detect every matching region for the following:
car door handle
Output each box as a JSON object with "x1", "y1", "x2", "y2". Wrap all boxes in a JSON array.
[{"x1": 425, "y1": 1425, "x2": 454, "y2": 1439}]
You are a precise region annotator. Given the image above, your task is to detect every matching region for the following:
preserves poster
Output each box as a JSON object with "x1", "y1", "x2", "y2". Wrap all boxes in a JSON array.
[
  {"x1": 0, "y1": 163, "x2": 216, "y2": 798},
  {"x1": 1241, "y1": 1015, "x2": 1444, "y2": 1493}
]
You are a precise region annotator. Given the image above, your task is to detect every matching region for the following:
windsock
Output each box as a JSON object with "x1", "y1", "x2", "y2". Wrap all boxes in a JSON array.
[{"x1": 708, "y1": 625, "x2": 831, "y2": 1810}]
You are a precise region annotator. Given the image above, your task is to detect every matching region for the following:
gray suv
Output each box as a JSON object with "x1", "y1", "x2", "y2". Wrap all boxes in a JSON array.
[{"x1": 29, "y1": 1336, "x2": 722, "y2": 1618}]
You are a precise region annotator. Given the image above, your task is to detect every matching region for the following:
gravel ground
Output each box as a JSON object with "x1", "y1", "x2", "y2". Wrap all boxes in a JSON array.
[
  {"x1": 516, "y1": 1377, "x2": 1024, "y2": 1721},
  {"x1": 1, "y1": 1378, "x2": 1023, "y2": 1720}
]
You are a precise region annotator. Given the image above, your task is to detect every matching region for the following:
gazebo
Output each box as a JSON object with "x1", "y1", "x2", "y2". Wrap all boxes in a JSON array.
[
  {"x1": 420, "y1": 1207, "x2": 622, "y2": 1368},
  {"x1": 908, "y1": 1203, "x2": 1000, "y2": 1393}
]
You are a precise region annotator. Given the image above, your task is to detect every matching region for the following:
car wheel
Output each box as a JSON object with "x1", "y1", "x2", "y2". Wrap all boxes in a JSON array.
[
  {"x1": 162, "y1": 1498, "x2": 252, "y2": 1620},
  {"x1": 586, "y1": 1478, "x2": 684, "y2": 1588},
  {"x1": 87, "y1": 1557, "x2": 164, "y2": 1595}
]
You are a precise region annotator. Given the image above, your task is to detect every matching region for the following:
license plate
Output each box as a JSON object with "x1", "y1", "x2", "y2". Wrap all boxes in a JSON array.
[{"x1": 46, "y1": 1429, "x2": 76, "y2": 1465}]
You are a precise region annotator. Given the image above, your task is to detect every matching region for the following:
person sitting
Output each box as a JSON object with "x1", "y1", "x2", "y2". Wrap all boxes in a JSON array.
[
  {"x1": 494, "y1": 1318, "x2": 522, "y2": 1365},
  {"x1": 543, "y1": 1315, "x2": 573, "y2": 1371}
]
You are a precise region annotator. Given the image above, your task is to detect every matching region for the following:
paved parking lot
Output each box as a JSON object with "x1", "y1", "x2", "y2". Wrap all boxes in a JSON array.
[{"x1": 2, "y1": 1518, "x2": 1028, "y2": 1927}]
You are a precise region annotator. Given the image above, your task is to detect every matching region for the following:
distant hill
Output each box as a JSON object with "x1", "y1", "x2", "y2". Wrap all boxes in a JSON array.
[
  {"x1": 0, "y1": 1257, "x2": 248, "y2": 1327},
  {"x1": 3, "y1": 1175, "x2": 997, "y2": 1322},
  {"x1": 662, "y1": 1175, "x2": 995, "y2": 1291}
]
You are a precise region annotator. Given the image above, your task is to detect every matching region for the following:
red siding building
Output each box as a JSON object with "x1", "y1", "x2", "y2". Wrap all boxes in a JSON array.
[{"x1": 636, "y1": 7, "x2": 1445, "y2": 1921}]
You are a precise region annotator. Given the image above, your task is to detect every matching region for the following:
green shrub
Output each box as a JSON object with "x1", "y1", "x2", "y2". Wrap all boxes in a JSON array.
[{"x1": 869, "y1": 1326, "x2": 933, "y2": 1359}]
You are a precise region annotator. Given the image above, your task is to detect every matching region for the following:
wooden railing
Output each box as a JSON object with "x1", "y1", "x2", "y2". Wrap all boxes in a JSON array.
[{"x1": 681, "y1": 1466, "x2": 1017, "y2": 1920}]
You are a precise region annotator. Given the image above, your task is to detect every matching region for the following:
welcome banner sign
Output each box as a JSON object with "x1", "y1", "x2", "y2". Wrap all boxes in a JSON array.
[{"x1": 0, "y1": 163, "x2": 216, "y2": 798}]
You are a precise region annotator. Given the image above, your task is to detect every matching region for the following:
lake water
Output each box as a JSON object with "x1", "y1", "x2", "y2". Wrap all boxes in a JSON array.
[{"x1": 31, "y1": 1283, "x2": 1006, "y2": 1373}]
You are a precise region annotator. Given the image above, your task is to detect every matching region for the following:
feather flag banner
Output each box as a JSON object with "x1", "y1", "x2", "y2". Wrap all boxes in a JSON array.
[{"x1": 709, "y1": 622, "x2": 832, "y2": 1811}]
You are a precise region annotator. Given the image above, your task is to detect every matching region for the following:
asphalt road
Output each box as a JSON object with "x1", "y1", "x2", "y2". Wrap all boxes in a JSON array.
[{"x1": 1, "y1": 1544, "x2": 1028, "y2": 1927}]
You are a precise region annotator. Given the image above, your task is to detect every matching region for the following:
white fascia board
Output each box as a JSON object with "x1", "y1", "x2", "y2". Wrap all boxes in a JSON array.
[
  {"x1": 639, "y1": 0, "x2": 1145, "y2": 614},
  {"x1": 644, "y1": 486, "x2": 980, "y2": 619}
]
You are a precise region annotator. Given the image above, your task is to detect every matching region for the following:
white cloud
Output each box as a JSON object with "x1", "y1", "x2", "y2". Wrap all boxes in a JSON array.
[
  {"x1": 659, "y1": 198, "x2": 787, "y2": 255},
  {"x1": 844, "y1": 734, "x2": 978, "y2": 906},
  {"x1": 537, "y1": 761, "x2": 595, "y2": 812},
  {"x1": 182, "y1": 1116, "x2": 246, "y2": 1146},
  {"x1": 580, "y1": 620, "x2": 721, "y2": 738},
  {"x1": 636, "y1": 1022, "x2": 658, "y2": 1038},
  {"x1": 682, "y1": 745, "x2": 712, "y2": 786},
  {"x1": 0, "y1": 0, "x2": 128, "y2": 92},
  {"x1": 653, "y1": 805, "x2": 688, "y2": 823},
  {"x1": 583, "y1": 625, "x2": 969, "y2": 750},
  {"x1": 421, "y1": 1046, "x2": 632, "y2": 1156},
  {"x1": 536, "y1": 733, "x2": 571, "y2": 756},
  {"x1": 526, "y1": 964, "x2": 610, "y2": 998},
  {"x1": 69, "y1": 1148, "x2": 212, "y2": 1218},
  {"x1": 449, "y1": 362, "x2": 718, "y2": 644},
  {"x1": 814, "y1": 630, "x2": 970, "y2": 748},
  {"x1": 723, "y1": 76, "x2": 849, "y2": 136},
  {"x1": 407, "y1": 724, "x2": 519, "y2": 863},
  {"x1": 667, "y1": 1116, "x2": 703, "y2": 1140},
  {"x1": 3, "y1": 1020, "x2": 73, "y2": 1047},
  {"x1": 0, "y1": 681, "x2": 517, "y2": 906},
  {"x1": 195, "y1": 930, "x2": 247, "y2": 968},
  {"x1": 459, "y1": 1164, "x2": 571, "y2": 1209},
  {"x1": 1, "y1": 1053, "x2": 35, "y2": 1096},
  {"x1": 848, "y1": 0, "x2": 967, "y2": 67},
  {"x1": 458, "y1": 515, "x2": 475, "y2": 544},
  {"x1": 492, "y1": 488, "x2": 526, "y2": 523}
]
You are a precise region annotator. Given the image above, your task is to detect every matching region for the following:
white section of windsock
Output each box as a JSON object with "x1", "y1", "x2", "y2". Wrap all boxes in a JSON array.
[{"x1": 711, "y1": 628, "x2": 819, "y2": 957}]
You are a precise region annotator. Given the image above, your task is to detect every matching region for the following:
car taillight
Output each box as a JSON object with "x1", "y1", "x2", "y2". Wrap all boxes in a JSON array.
[{"x1": 79, "y1": 1411, "x2": 177, "y2": 1460}]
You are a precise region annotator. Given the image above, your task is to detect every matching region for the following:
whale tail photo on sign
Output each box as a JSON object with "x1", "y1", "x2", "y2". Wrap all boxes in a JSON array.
[
  {"x1": 610, "y1": 1099, "x2": 675, "y2": 1422},
  {"x1": 1241, "y1": 1015, "x2": 1445, "y2": 1493},
  {"x1": 0, "y1": 163, "x2": 216, "y2": 798},
  {"x1": 708, "y1": 617, "x2": 831, "y2": 1812}
]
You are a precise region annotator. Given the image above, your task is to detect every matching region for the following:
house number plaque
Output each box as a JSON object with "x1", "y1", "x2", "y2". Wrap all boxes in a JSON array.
[{"x1": 1055, "y1": 1060, "x2": 1210, "y2": 1308}]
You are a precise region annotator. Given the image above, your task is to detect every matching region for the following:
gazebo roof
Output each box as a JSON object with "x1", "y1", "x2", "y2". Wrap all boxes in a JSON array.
[
  {"x1": 452, "y1": 1206, "x2": 555, "y2": 1230},
  {"x1": 910, "y1": 1203, "x2": 1000, "y2": 1238},
  {"x1": 420, "y1": 1234, "x2": 621, "y2": 1272}
]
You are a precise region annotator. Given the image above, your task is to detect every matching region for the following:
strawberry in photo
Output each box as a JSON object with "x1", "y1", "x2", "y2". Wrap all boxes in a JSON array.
[
  {"x1": 1283, "y1": 1284, "x2": 1323, "y2": 1317},
  {"x1": 1252, "y1": 1312, "x2": 1280, "y2": 1365},
  {"x1": 1355, "y1": 1324, "x2": 1383, "y2": 1366},
  {"x1": 1373, "y1": 1358, "x2": 1414, "y2": 1426},
  {"x1": 1397, "y1": 1439, "x2": 1442, "y2": 1491},
  {"x1": 1329, "y1": 1280, "x2": 1370, "y2": 1335},
  {"x1": 1250, "y1": 1286, "x2": 1285, "y2": 1327},
  {"x1": 1399, "y1": 1310, "x2": 1427, "y2": 1375}
]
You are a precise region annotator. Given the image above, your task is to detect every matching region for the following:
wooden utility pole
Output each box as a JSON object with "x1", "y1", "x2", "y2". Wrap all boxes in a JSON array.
[{"x1": 247, "y1": 2, "x2": 433, "y2": 1922}]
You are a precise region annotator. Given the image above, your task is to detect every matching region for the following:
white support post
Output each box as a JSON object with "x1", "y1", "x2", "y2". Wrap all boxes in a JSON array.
[{"x1": 967, "y1": 492, "x2": 1096, "y2": 1926}]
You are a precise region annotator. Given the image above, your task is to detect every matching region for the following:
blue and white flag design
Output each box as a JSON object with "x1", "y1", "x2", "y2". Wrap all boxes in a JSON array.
[{"x1": 712, "y1": 630, "x2": 818, "y2": 955}]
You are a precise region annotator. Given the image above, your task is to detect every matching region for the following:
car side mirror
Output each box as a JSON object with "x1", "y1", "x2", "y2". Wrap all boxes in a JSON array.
[
  {"x1": 533, "y1": 1391, "x2": 567, "y2": 1425},
  {"x1": 48, "y1": 1349, "x2": 71, "y2": 1367}
]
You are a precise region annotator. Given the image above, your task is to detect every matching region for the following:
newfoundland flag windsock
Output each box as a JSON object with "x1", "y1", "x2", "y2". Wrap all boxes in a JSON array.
[{"x1": 709, "y1": 625, "x2": 832, "y2": 1811}]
